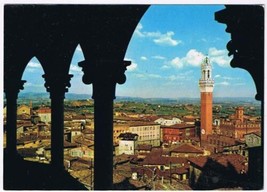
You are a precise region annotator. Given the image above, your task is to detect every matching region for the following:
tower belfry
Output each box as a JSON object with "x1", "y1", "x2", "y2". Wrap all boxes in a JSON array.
[{"x1": 199, "y1": 56, "x2": 214, "y2": 141}]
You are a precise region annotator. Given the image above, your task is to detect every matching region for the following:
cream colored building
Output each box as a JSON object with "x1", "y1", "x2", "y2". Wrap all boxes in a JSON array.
[
  {"x1": 36, "y1": 107, "x2": 51, "y2": 123},
  {"x1": 129, "y1": 122, "x2": 161, "y2": 147},
  {"x1": 113, "y1": 124, "x2": 129, "y2": 144}
]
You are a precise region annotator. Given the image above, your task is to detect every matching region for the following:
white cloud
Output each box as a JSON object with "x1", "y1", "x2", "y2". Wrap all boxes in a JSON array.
[
  {"x1": 166, "y1": 71, "x2": 193, "y2": 81},
  {"x1": 144, "y1": 31, "x2": 161, "y2": 37},
  {"x1": 133, "y1": 72, "x2": 161, "y2": 79},
  {"x1": 147, "y1": 74, "x2": 162, "y2": 79},
  {"x1": 168, "y1": 49, "x2": 205, "y2": 69},
  {"x1": 134, "y1": 73, "x2": 145, "y2": 78},
  {"x1": 76, "y1": 45, "x2": 82, "y2": 52},
  {"x1": 214, "y1": 74, "x2": 240, "y2": 81},
  {"x1": 165, "y1": 48, "x2": 231, "y2": 70},
  {"x1": 167, "y1": 75, "x2": 186, "y2": 81},
  {"x1": 222, "y1": 76, "x2": 236, "y2": 80},
  {"x1": 141, "y1": 56, "x2": 148, "y2": 61},
  {"x1": 153, "y1": 31, "x2": 181, "y2": 46},
  {"x1": 161, "y1": 65, "x2": 171, "y2": 70},
  {"x1": 184, "y1": 49, "x2": 205, "y2": 67},
  {"x1": 127, "y1": 62, "x2": 138, "y2": 71},
  {"x1": 209, "y1": 47, "x2": 232, "y2": 67},
  {"x1": 134, "y1": 23, "x2": 182, "y2": 47},
  {"x1": 28, "y1": 61, "x2": 41, "y2": 68},
  {"x1": 152, "y1": 55, "x2": 166, "y2": 60},
  {"x1": 70, "y1": 64, "x2": 82, "y2": 72},
  {"x1": 170, "y1": 57, "x2": 183, "y2": 68},
  {"x1": 134, "y1": 23, "x2": 145, "y2": 37},
  {"x1": 209, "y1": 47, "x2": 225, "y2": 56},
  {"x1": 217, "y1": 81, "x2": 230, "y2": 86},
  {"x1": 124, "y1": 58, "x2": 138, "y2": 72}
]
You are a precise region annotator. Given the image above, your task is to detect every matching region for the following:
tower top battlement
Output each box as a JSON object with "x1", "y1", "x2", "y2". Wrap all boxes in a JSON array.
[{"x1": 199, "y1": 57, "x2": 214, "y2": 93}]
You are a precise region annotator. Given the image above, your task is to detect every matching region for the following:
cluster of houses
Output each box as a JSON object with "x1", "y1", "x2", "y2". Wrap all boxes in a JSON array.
[{"x1": 2, "y1": 103, "x2": 262, "y2": 189}]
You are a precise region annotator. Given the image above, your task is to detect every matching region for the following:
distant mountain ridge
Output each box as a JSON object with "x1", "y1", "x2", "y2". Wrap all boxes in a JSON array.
[{"x1": 15, "y1": 92, "x2": 260, "y2": 104}]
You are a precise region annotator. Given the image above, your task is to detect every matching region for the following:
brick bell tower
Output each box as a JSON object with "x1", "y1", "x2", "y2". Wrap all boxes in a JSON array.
[{"x1": 199, "y1": 56, "x2": 214, "y2": 141}]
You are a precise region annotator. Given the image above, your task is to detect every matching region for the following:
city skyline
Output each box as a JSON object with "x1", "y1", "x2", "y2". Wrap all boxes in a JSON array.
[{"x1": 22, "y1": 5, "x2": 258, "y2": 99}]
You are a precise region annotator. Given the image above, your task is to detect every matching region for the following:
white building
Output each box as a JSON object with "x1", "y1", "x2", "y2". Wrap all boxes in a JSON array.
[
  {"x1": 118, "y1": 133, "x2": 138, "y2": 155},
  {"x1": 69, "y1": 147, "x2": 94, "y2": 159},
  {"x1": 155, "y1": 117, "x2": 182, "y2": 126}
]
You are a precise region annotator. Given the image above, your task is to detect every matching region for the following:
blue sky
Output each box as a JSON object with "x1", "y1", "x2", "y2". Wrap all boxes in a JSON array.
[{"x1": 22, "y1": 5, "x2": 257, "y2": 99}]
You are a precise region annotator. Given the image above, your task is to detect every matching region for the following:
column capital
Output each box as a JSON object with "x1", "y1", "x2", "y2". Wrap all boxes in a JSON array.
[
  {"x1": 4, "y1": 79, "x2": 26, "y2": 97},
  {"x1": 78, "y1": 59, "x2": 131, "y2": 99},
  {"x1": 42, "y1": 74, "x2": 73, "y2": 95}
]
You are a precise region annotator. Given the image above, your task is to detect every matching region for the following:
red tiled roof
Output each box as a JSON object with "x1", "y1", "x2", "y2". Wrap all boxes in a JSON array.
[
  {"x1": 142, "y1": 115, "x2": 161, "y2": 122},
  {"x1": 172, "y1": 166, "x2": 189, "y2": 174},
  {"x1": 142, "y1": 155, "x2": 187, "y2": 166},
  {"x1": 82, "y1": 128, "x2": 94, "y2": 134},
  {"x1": 36, "y1": 108, "x2": 51, "y2": 113},
  {"x1": 114, "y1": 154, "x2": 134, "y2": 165},
  {"x1": 128, "y1": 178, "x2": 147, "y2": 189},
  {"x1": 171, "y1": 143, "x2": 203, "y2": 154},
  {"x1": 17, "y1": 114, "x2": 31, "y2": 120},
  {"x1": 72, "y1": 115, "x2": 87, "y2": 120},
  {"x1": 182, "y1": 115, "x2": 199, "y2": 121},
  {"x1": 188, "y1": 154, "x2": 247, "y2": 173},
  {"x1": 244, "y1": 131, "x2": 261, "y2": 137},
  {"x1": 136, "y1": 144, "x2": 152, "y2": 151},
  {"x1": 188, "y1": 156, "x2": 209, "y2": 168},
  {"x1": 44, "y1": 141, "x2": 78, "y2": 150}
]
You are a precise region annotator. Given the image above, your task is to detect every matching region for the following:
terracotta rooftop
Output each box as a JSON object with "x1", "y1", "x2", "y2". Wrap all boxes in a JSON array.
[
  {"x1": 36, "y1": 107, "x2": 51, "y2": 114},
  {"x1": 44, "y1": 141, "x2": 78, "y2": 150},
  {"x1": 141, "y1": 115, "x2": 161, "y2": 122},
  {"x1": 72, "y1": 115, "x2": 87, "y2": 120},
  {"x1": 82, "y1": 128, "x2": 94, "y2": 134},
  {"x1": 244, "y1": 131, "x2": 261, "y2": 137},
  {"x1": 170, "y1": 143, "x2": 204, "y2": 154},
  {"x1": 114, "y1": 154, "x2": 135, "y2": 165},
  {"x1": 113, "y1": 172, "x2": 126, "y2": 184},
  {"x1": 17, "y1": 114, "x2": 31, "y2": 120},
  {"x1": 136, "y1": 144, "x2": 152, "y2": 151},
  {"x1": 188, "y1": 154, "x2": 247, "y2": 173},
  {"x1": 17, "y1": 121, "x2": 33, "y2": 127},
  {"x1": 142, "y1": 155, "x2": 187, "y2": 166},
  {"x1": 128, "y1": 179, "x2": 147, "y2": 189}
]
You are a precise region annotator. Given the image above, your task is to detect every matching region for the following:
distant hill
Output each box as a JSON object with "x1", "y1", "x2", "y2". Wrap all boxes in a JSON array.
[
  {"x1": 14, "y1": 92, "x2": 261, "y2": 105},
  {"x1": 17, "y1": 92, "x2": 92, "y2": 100}
]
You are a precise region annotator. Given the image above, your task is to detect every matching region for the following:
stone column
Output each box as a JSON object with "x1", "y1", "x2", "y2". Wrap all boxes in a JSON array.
[
  {"x1": 79, "y1": 59, "x2": 130, "y2": 190},
  {"x1": 4, "y1": 79, "x2": 26, "y2": 157},
  {"x1": 43, "y1": 74, "x2": 73, "y2": 170}
]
